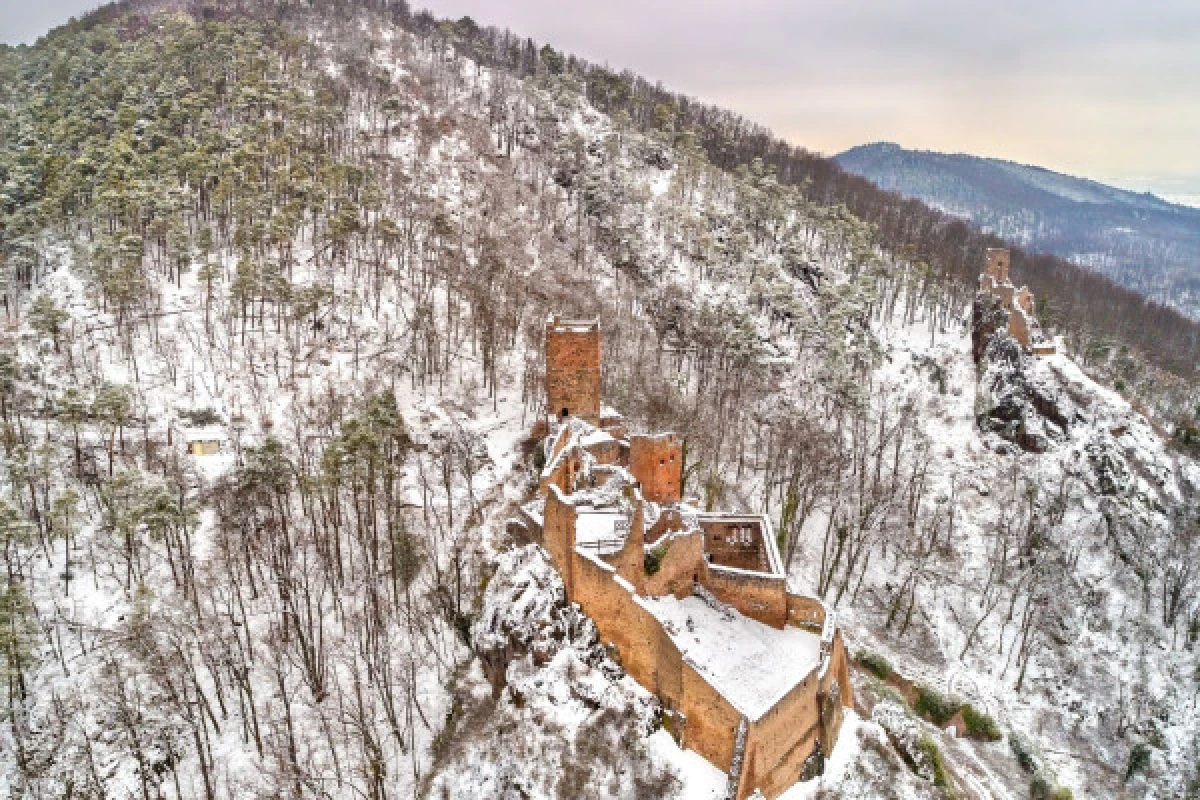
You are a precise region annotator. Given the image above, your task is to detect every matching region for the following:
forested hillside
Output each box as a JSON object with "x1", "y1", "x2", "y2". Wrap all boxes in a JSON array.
[
  {"x1": 838, "y1": 142, "x2": 1200, "y2": 322},
  {"x1": 0, "y1": 2, "x2": 1198, "y2": 799}
]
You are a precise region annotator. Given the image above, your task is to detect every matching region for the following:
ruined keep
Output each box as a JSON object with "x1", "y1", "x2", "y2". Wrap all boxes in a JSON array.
[
  {"x1": 520, "y1": 315, "x2": 853, "y2": 800},
  {"x1": 977, "y1": 248, "x2": 1056, "y2": 356},
  {"x1": 629, "y1": 433, "x2": 683, "y2": 504},
  {"x1": 545, "y1": 316, "x2": 601, "y2": 425}
]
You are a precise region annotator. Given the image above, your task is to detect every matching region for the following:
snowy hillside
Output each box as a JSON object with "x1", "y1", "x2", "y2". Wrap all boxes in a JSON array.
[
  {"x1": 0, "y1": 3, "x2": 1197, "y2": 800},
  {"x1": 837, "y1": 142, "x2": 1200, "y2": 320}
]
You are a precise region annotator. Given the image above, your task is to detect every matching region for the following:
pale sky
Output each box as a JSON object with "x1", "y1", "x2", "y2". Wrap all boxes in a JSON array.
[{"x1": 4, "y1": 0, "x2": 1200, "y2": 201}]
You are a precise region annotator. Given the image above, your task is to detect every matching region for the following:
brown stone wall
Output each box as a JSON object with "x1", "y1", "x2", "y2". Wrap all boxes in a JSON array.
[
  {"x1": 644, "y1": 530, "x2": 707, "y2": 598},
  {"x1": 785, "y1": 593, "x2": 826, "y2": 633},
  {"x1": 646, "y1": 508, "x2": 687, "y2": 545},
  {"x1": 700, "y1": 519, "x2": 772, "y2": 572},
  {"x1": 606, "y1": 501, "x2": 647, "y2": 595},
  {"x1": 986, "y1": 248, "x2": 1010, "y2": 283},
  {"x1": 679, "y1": 661, "x2": 742, "y2": 772},
  {"x1": 538, "y1": 446, "x2": 582, "y2": 496},
  {"x1": 542, "y1": 487, "x2": 577, "y2": 596},
  {"x1": 704, "y1": 568, "x2": 788, "y2": 628},
  {"x1": 655, "y1": 623, "x2": 685, "y2": 708},
  {"x1": 545, "y1": 320, "x2": 601, "y2": 424},
  {"x1": 1007, "y1": 307, "x2": 1031, "y2": 348},
  {"x1": 742, "y1": 675, "x2": 822, "y2": 799},
  {"x1": 571, "y1": 549, "x2": 662, "y2": 693},
  {"x1": 1017, "y1": 286, "x2": 1034, "y2": 315},
  {"x1": 629, "y1": 433, "x2": 683, "y2": 504},
  {"x1": 582, "y1": 437, "x2": 623, "y2": 465}
]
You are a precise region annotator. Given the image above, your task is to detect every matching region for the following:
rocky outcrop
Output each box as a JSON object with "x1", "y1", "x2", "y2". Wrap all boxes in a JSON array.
[
  {"x1": 971, "y1": 292, "x2": 1009, "y2": 366},
  {"x1": 473, "y1": 544, "x2": 619, "y2": 692},
  {"x1": 974, "y1": 331, "x2": 1073, "y2": 453}
]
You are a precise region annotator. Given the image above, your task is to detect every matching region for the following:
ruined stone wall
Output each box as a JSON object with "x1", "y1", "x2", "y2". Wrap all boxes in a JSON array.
[
  {"x1": 700, "y1": 519, "x2": 772, "y2": 572},
  {"x1": 538, "y1": 446, "x2": 582, "y2": 496},
  {"x1": 785, "y1": 593, "x2": 826, "y2": 633},
  {"x1": 1017, "y1": 286, "x2": 1034, "y2": 315},
  {"x1": 629, "y1": 433, "x2": 683, "y2": 504},
  {"x1": 742, "y1": 676, "x2": 822, "y2": 799},
  {"x1": 1007, "y1": 307, "x2": 1032, "y2": 348},
  {"x1": 582, "y1": 437, "x2": 623, "y2": 465},
  {"x1": 678, "y1": 661, "x2": 742, "y2": 772},
  {"x1": 643, "y1": 530, "x2": 707, "y2": 598},
  {"x1": 646, "y1": 508, "x2": 687, "y2": 544},
  {"x1": 571, "y1": 548, "x2": 663, "y2": 694},
  {"x1": 542, "y1": 488, "x2": 576, "y2": 596},
  {"x1": 605, "y1": 500, "x2": 647, "y2": 595},
  {"x1": 818, "y1": 630, "x2": 854, "y2": 752},
  {"x1": 704, "y1": 568, "x2": 788, "y2": 628},
  {"x1": 545, "y1": 321, "x2": 601, "y2": 424},
  {"x1": 986, "y1": 248, "x2": 1010, "y2": 283}
]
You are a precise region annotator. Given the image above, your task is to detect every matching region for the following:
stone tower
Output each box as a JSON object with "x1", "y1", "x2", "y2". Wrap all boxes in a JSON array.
[
  {"x1": 545, "y1": 316, "x2": 601, "y2": 425},
  {"x1": 985, "y1": 248, "x2": 1010, "y2": 284},
  {"x1": 629, "y1": 433, "x2": 683, "y2": 504}
]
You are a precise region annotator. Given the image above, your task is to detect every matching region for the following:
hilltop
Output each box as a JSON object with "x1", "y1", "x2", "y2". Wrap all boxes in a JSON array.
[
  {"x1": 0, "y1": 3, "x2": 1197, "y2": 799},
  {"x1": 837, "y1": 142, "x2": 1200, "y2": 319}
]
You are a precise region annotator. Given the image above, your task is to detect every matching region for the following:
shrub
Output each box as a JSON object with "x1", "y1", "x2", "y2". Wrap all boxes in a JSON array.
[
  {"x1": 1009, "y1": 732, "x2": 1039, "y2": 773},
  {"x1": 1125, "y1": 742, "x2": 1152, "y2": 782},
  {"x1": 178, "y1": 407, "x2": 222, "y2": 427},
  {"x1": 1051, "y1": 788, "x2": 1074, "y2": 800},
  {"x1": 643, "y1": 542, "x2": 669, "y2": 576},
  {"x1": 915, "y1": 735, "x2": 950, "y2": 789},
  {"x1": 1030, "y1": 774, "x2": 1053, "y2": 800},
  {"x1": 961, "y1": 703, "x2": 1002, "y2": 741},
  {"x1": 914, "y1": 684, "x2": 961, "y2": 726},
  {"x1": 856, "y1": 649, "x2": 892, "y2": 680},
  {"x1": 532, "y1": 439, "x2": 547, "y2": 471}
]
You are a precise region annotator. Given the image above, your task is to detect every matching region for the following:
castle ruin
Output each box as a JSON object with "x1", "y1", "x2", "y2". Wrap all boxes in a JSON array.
[
  {"x1": 522, "y1": 314, "x2": 852, "y2": 800},
  {"x1": 979, "y1": 248, "x2": 1056, "y2": 356}
]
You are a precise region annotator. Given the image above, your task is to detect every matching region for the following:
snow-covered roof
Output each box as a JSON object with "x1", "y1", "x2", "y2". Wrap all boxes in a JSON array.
[
  {"x1": 181, "y1": 425, "x2": 226, "y2": 441},
  {"x1": 580, "y1": 429, "x2": 617, "y2": 448},
  {"x1": 639, "y1": 594, "x2": 822, "y2": 721}
]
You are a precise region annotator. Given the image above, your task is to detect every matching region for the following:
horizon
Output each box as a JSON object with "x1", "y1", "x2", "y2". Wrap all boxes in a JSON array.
[{"x1": 3, "y1": 0, "x2": 1200, "y2": 206}]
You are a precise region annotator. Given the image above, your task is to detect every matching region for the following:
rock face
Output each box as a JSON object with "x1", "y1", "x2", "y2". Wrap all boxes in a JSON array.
[
  {"x1": 972, "y1": 297, "x2": 1073, "y2": 453},
  {"x1": 473, "y1": 544, "x2": 620, "y2": 691}
]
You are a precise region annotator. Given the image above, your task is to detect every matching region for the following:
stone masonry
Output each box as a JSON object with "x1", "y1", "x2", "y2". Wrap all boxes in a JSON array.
[{"x1": 545, "y1": 316, "x2": 601, "y2": 425}]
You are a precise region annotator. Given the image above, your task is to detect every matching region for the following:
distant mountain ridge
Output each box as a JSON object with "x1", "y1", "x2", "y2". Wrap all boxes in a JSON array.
[{"x1": 836, "y1": 142, "x2": 1200, "y2": 319}]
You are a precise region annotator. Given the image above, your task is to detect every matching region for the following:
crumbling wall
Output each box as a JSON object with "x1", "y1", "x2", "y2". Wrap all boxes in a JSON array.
[
  {"x1": 643, "y1": 530, "x2": 707, "y2": 598},
  {"x1": 582, "y1": 436, "x2": 623, "y2": 465},
  {"x1": 678, "y1": 661, "x2": 742, "y2": 773},
  {"x1": 786, "y1": 593, "x2": 826, "y2": 632},
  {"x1": 629, "y1": 433, "x2": 683, "y2": 504},
  {"x1": 605, "y1": 500, "x2": 647, "y2": 595},
  {"x1": 1008, "y1": 306, "x2": 1032, "y2": 348},
  {"x1": 542, "y1": 487, "x2": 577, "y2": 596},
  {"x1": 700, "y1": 519, "x2": 772, "y2": 572},
  {"x1": 571, "y1": 548, "x2": 662, "y2": 694},
  {"x1": 646, "y1": 507, "x2": 687, "y2": 544},
  {"x1": 538, "y1": 446, "x2": 582, "y2": 496},
  {"x1": 545, "y1": 319, "x2": 601, "y2": 424},
  {"x1": 704, "y1": 568, "x2": 788, "y2": 629},
  {"x1": 816, "y1": 630, "x2": 854, "y2": 756},
  {"x1": 985, "y1": 247, "x2": 1010, "y2": 283},
  {"x1": 742, "y1": 676, "x2": 822, "y2": 799}
]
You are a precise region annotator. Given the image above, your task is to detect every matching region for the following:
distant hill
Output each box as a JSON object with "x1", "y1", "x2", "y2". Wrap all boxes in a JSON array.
[{"x1": 836, "y1": 142, "x2": 1200, "y2": 319}]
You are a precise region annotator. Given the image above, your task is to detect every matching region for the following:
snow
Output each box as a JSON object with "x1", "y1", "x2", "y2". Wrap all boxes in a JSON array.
[
  {"x1": 776, "y1": 709, "x2": 871, "y2": 800},
  {"x1": 574, "y1": 509, "x2": 628, "y2": 555},
  {"x1": 640, "y1": 594, "x2": 823, "y2": 721},
  {"x1": 645, "y1": 729, "x2": 728, "y2": 799}
]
